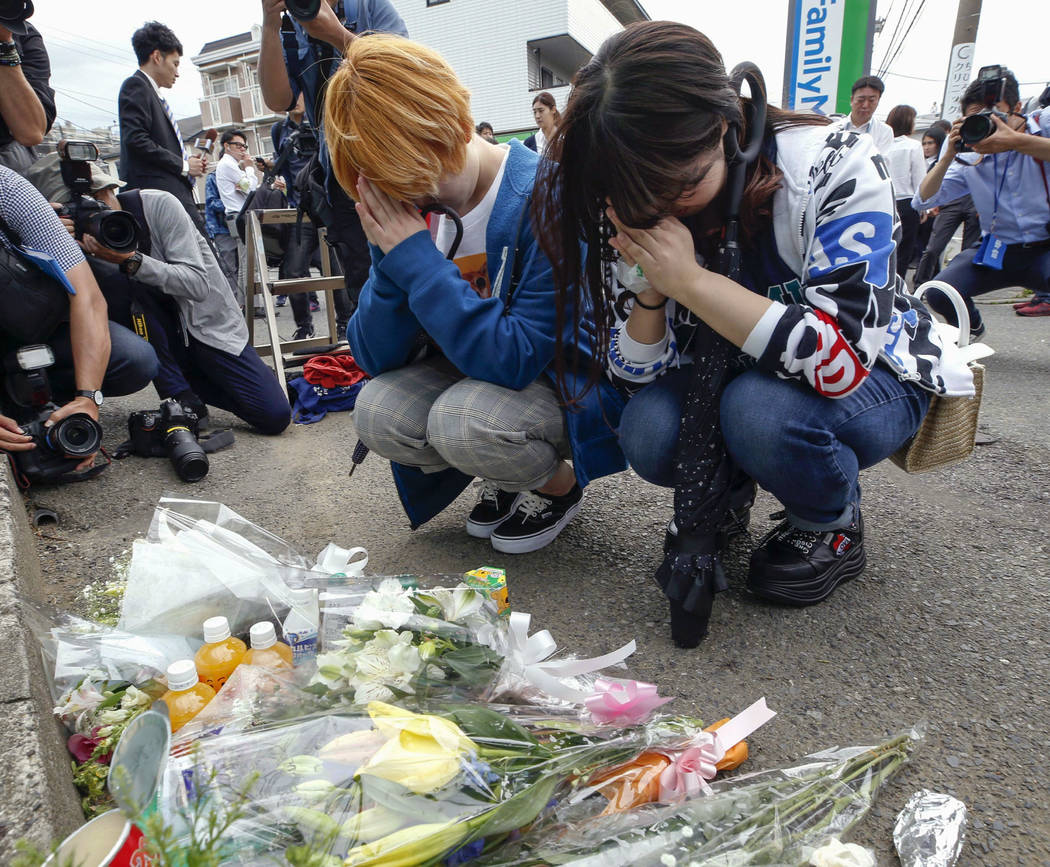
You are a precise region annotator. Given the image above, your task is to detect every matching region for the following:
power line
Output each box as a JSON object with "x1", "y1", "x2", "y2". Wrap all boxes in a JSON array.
[
  {"x1": 43, "y1": 25, "x2": 133, "y2": 62},
  {"x1": 881, "y1": 0, "x2": 928, "y2": 76},
  {"x1": 885, "y1": 70, "x2": 944, "y2": 83},
  {"x1": 53, "y1": 88, "x2": 118, "y2": 116},
  {"x1": 56, "y1": 86, "x2": 118, "y2": 104},
  {"x1": 875, "y1": 0, "x2": 914, "y2": 77},
  {"x1": 45, "y1": 36, "x2": 131, "y2": 69}
]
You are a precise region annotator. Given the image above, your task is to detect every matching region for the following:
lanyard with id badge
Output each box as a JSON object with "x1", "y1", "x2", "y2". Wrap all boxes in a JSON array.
[{"x1": 973, "y1": 153, "x2": 1014, "y2": 269}]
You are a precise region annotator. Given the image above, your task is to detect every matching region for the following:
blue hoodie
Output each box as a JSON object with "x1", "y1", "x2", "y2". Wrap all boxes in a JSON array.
[{"x1": 347, "y1": 140, "x2": 626, "y2": 528}]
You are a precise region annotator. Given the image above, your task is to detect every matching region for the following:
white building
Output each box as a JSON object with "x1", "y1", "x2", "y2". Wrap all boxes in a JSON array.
[
  {"x1": 190, "y1": 26, "x2": 283, "y2": 160},
  {"x1": 390, "y1": 0, "x2": 649, "y2": 136}
]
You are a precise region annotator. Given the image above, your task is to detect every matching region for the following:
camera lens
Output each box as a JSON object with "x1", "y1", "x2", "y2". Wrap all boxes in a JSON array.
[
  {"x1": 94, "y1": 211, "x2": 140, "y2": 254},
  {"x1": 959, "y1": 113, "x2": 994, "y2": 145},
  {"x1": 47, "y1": 413, "x2": 103, "y2": 457},
  {"x1": 284, "y1": 0, "x2": 321, "y2": 21},
  {"x1": 164, "y1": 426, "x2": 209, "y2": 482}
]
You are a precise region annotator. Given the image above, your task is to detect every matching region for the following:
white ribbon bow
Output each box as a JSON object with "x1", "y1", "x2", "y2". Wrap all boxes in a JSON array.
[
  {"x1": 313, "y1": 543, "x2": 368, "y2": 576},
  {"x1": 505, "y1": 611, "x2": 636, "y2": 703}
]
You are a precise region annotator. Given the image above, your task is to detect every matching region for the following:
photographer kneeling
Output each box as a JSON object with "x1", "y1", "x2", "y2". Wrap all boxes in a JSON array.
[
  {"x1": 0, "y1": 164, "x2": 158, "y2": 481},
  {"x1": 28, "y1": 156, "x2": 291, "y2": 435}
]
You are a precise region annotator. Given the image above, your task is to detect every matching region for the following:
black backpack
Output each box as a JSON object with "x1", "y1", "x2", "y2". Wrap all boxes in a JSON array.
[{"x1": 0, "y1": 215, "x2": 70, "y2": 344}]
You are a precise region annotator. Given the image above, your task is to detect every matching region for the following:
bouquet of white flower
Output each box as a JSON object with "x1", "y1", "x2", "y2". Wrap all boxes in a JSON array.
[{"x1": 311, "y1": 578, "x2": 507, "y2": 708}]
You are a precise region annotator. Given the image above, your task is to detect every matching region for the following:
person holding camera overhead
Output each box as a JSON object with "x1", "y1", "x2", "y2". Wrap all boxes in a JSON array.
[
  {"x1": 0, "y1": 164, "x2": 158, "y2": 474},
  {"x1": 257, "y1": 0, "x2": 408, "y2": 321},
  {"x1": 27, "y1": 158, "x2": 291, "y2": 437},
  {"x1": 914, "y1": 66, "x2": 1050, "y2": 327},
  {"x1": 271, "y1": 95, "x2": 354, "y2": 340}
]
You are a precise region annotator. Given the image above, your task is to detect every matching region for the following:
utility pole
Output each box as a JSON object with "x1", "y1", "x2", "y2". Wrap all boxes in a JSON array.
[{"x1": 940, "y1": 0, "x2": 982, "y2": 120}]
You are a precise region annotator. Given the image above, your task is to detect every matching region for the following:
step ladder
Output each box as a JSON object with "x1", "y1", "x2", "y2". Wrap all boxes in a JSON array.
[{"x1": 244, "y1": 208, "x2": 352, "y2": 393}]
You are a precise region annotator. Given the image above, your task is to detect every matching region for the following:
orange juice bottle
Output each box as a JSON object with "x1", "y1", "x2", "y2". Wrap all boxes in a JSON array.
[
  {"x1": 194, "y1": 616, "x2": 246, "y2": 692},
  {"x1": 243, "y1": 621, "x2": 294, "y2": 670},
  {"x1": 161, "y1": 659, "x2": 216, "y2": 732}
]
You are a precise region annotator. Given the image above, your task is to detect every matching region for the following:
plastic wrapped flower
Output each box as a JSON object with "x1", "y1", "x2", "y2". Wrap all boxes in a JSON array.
[
  {"x1": 343, "y1": 818, "x2": 471, "y2": 867},
  {"x1": 421, "y1": 585, "x2": 484, "y2": 623},
  {"x1": 119, "y1": 684, "x2": 152, "y2": 710},
  {"x1": 354, "y1": 630, "x2": 422, "y2": 681},
  {"x1": 352, "y1": 579, "x2": 416, "y2": 631},
  {"x1": 358, "y1": 701, "x2": 477, "y2": 794},
  {"x1": 313, "y1": 651, "x2": 356, "y2": 690}
]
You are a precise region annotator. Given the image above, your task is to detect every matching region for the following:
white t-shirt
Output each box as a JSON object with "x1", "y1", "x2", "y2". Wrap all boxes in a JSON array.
[
  {"x1": 885, "y1": 135, "x2": 927, "y2": 201},
  {"x1": 433, "y1": 146, "x2": 509, "y2": 298},
  {"x1": 831, "y1": 115, "x2": 894, "y2": 155},
  {"x1": 215, "y1": 152, "x2": 259, "y2": 217}
]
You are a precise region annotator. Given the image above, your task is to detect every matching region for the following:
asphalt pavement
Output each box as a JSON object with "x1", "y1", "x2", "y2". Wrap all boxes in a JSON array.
[{"x1": 19, "y1": 287, "x2": 1050, "y2": 864}]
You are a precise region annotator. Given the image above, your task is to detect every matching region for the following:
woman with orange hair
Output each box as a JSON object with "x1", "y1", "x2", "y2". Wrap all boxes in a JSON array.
[{"x1": 326, "y1": 35, "x2": 625, "y2": 551}]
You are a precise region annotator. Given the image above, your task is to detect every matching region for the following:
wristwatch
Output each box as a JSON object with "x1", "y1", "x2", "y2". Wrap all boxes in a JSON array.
[
  {"x1": 76, "y1": 389, "x2": 104, "y2": 407},
  {"x1": 120, "y1": 251, "x2": 144, "y2": 276}
]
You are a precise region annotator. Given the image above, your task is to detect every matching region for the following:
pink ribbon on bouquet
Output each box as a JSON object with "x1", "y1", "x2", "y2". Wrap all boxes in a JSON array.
[
  {"x1": 585, "y1": 678, "x2": 673, "y2": 725},
  {"x1": 658, "y1": 697, "x2": 777, "y2": 802}
]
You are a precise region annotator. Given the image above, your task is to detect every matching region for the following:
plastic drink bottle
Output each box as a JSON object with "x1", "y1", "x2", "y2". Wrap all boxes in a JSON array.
[
  {"x1": 243, "y1": 621, "x2": 294, "y2": 669},
  {"x1": 283, "y1": 587, "x2": 319, "y2": 664},
  {"x1": 161, "y1": 659, "x2": 216, "y2": 732},
  {"x1": 193, "y1": 616, "x2": 246, "y2": 691}
]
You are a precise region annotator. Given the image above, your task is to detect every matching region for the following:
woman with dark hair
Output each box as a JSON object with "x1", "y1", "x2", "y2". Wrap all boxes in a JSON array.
[
  {"x1": 921, "y1": 125, "x2": 947, "y2": 169},
  {"x1": 885, "y1": 105, "x2": 926, "y2": 281},
  {"x1": 524, "y1": 91, "x2": 560, "y2": 155},
  {"x1": 533, "y1": 22, "x2": 973, "y2": 647},
  {"x1": 914, "y1": 125, "x2": 948, "y2": 267}
]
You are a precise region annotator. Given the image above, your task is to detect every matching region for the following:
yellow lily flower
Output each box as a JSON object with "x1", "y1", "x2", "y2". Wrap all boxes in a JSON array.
[
  {"x1": 343, "y1": 819, "x2": 472, "y2": 867},
  {"x1": 341, "y1": 805, "x2": 409, "y2": 846},
  {"x1": 358, "y1": 702, "x2": 477, "y2": 795}
]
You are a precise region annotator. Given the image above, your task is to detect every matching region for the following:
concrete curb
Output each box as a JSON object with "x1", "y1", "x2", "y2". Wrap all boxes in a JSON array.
[{"x1": 0, "y1": 462, "x2": 84, "y2": 858}]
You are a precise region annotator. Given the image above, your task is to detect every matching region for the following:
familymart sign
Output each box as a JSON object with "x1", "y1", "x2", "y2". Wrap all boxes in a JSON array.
[{"x1": 783, "y1": 0, "x2": 876, "y2": 115}]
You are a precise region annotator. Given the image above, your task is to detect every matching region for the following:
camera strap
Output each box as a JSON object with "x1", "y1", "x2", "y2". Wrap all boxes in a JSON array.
[
  {"x1": 111, "y1": 190, "x2": 152, "y2": 341},
  {"x1": 987, "y1": 152, "x2": 1014, "y2": 234},
  {"x1": 7, "y1": 448, "x2": 110, "y2": 491}
]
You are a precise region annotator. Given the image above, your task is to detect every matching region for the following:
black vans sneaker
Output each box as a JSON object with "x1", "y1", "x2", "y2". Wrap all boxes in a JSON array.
[
  {"x1": 747, "y1": 512, "x2": 865, "y2": 606},
  {"x1": 466, "y1": 481, "x2": 523, "y2": 539},
  {"x1": 490, "y1": 485, "x2": 584, "y2": 554}
]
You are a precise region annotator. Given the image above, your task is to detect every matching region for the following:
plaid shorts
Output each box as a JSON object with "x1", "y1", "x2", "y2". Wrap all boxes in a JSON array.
[{"x1": 353, "y1": 357, "x2": 570, "y2": 491}]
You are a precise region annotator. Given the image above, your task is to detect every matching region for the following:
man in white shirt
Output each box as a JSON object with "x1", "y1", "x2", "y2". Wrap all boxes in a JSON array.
[
  {"x1": 214, "y1": 129, "x2": 260, "y2": 311},
  {"x1": 830, "y1": 75, "x2": 894, "y2": 155},
  {"x1": 215, "y1": 129, "x2": 259, "y2": 218}
]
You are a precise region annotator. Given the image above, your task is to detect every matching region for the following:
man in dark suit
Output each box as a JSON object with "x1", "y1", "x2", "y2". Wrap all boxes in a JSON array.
[{"x1": 118, "y1": 22, "x2": 207, "y2": 233}]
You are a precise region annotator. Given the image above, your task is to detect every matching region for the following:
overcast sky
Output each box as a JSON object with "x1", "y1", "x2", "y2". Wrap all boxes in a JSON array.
[{"x1": 29, "y1": 0, "x2": 1048, "y2": 132}]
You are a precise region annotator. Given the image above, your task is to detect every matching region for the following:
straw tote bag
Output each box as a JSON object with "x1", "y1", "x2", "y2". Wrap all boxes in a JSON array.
[{"x1": 891, "y1": 281, "x2": 986, "y2": 473}]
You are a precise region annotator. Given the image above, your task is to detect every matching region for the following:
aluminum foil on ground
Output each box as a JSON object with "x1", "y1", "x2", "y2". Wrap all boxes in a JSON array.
[{"x1": 893, "y1": 789, "x2": 967, "y2": 867}]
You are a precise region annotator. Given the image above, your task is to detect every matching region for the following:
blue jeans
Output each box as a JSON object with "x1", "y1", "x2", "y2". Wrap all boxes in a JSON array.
[
  {"x1": 618, "y1": 364, "x2": 930, "y2": 530},
  {"x1": 48, "y1": 321, "x2": 159, "y2": 400}
]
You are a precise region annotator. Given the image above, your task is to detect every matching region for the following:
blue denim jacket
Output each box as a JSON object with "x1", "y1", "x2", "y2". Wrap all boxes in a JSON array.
[{"x1": 204, "y1": 173, "x2": 228, "y2": 238}]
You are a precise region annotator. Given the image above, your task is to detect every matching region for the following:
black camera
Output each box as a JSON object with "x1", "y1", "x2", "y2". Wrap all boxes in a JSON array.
[
  {"x1": 0, "y1": 0, "x2": 33, "y2": 28},
  {"x1": 290, "y1": 120, "x2": 318, "y2": 157},
  {"x1": 3, "y1": 344, "x2": 103, "y2": 485},
  {"x1": 958, "y1": 65, "x2": 1013, "y2": 152},
  {"x1": 126, "y1": 399, "x2": 209, "y2": 482},
  {"x1": 55, "y1": 141, "x2": 140, "y2": 254},
  {"x1": 285, "y1": 0, "x2": 321, "y2": 22}
]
